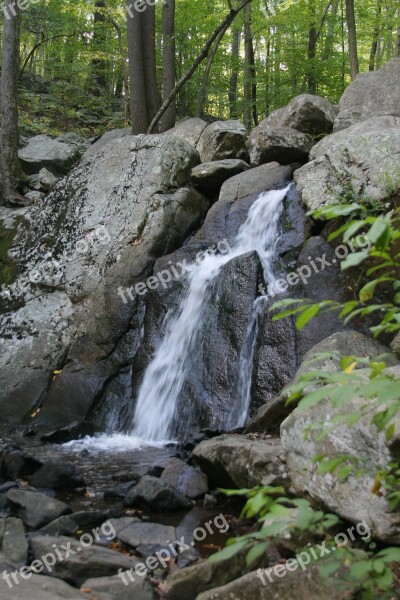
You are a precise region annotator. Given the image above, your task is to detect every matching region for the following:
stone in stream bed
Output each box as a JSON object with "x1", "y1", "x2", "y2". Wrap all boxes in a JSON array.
[
  {"x1": 123, "y1": 476, "x2": 192, "y2": 512},
  {"x1": 81, "y1": 573, "x2": 156, "y2": 600},
  {"x1": 6, "y1": 488, "x2": 72, "y2": 529},
  {"x1": 160, "y1": 458, "x2": 208, "y2": 499},
  {"x1": 27, "y1": 462, "x2": 85, "y2": 490},
  {"x1": 39, "y1": 509, "x2": 117, "y2": 536},
  {"x1": 29, "y1": 534, "x2": 142, "y2": 586},
  {"x1": 0, "y1": 573, "x2": 88, "y2": 599},
  {"x1": 110, "y1": 518, "x2": 176, "y2": 548},
  {"x1": 0, "y1": 516, "x2": 28, "y2": 568},
  {"x1": 0, "y1": 445, "x2": 43, "y2": 480},
  {"x1": 104, "y1": 481, "x2": 137, "y2": 500}
]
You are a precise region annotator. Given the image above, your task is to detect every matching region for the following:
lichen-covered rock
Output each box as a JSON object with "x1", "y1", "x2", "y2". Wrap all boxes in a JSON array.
[
  {"x1": 165, "y1": 117, "x2": 208, "y2": 148},
  {"x1": 247, "y1": 125, "x2": 313, "y2": 166},
  {"x1": 264, "y1": 93, "x2": 337, "y2": 135},
  {"x1": 281, "y1": 364, "x2": 400, "y2": 543},
  {"x1": 192, "y1": 434, "x2": 286, "y2": 488},
  {"x1": 294, "y1": 117, "x2": 400, "y2": 211},
  {"x1": 191, "y1": 159, "x2": 249, "y2": 194},
  {"x1": 0, "y1": 134, "x2": 208, "y2": 428},
  {"x1": 334, "y1": 58, "x2": 400, "y2": 131},
  {"x1": 196, "y1": 120, "x2": 247, "y2": 162}
]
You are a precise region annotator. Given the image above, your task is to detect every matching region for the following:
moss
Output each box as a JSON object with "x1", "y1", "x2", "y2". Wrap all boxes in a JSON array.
[{"x1": 0, "y1": 222, "x2": 18, "y2": 287}]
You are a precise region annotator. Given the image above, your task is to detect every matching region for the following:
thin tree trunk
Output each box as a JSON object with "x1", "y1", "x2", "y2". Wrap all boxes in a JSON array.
[
  {"x1": 345, "y1": 0, "x2": 359, "y2": 80},
  {"x1": 369, "y1": 0, "x2": 382, "y2": 70},
  {"x1": 243, "y1": 2, "x2": 253, "y2": 129},
  {"x1": 322, "y1": 0, "x2": 339, "y2": 60},
  {"x1": 196, "y1": 26, "x2": 226, "y2": 118},
  {"x1": 397, "y1": 7, "x2": 400, "y2": 57},
  {"x1": 0, "y1": 1, "x2": 25, "y2": 206},
  {"x1": 92, "y1": 0, "x2": 107, "y2": 95},
  {"x1": 229, "y1": 24, "x2": 241, "y2": 119},
  {"x1": 147, "y1": 0, "x2": 253, "y2": 134},
  {"x1": 307, "y1": 0, "x2": 318, "y2": 93},
  {"x1": 160, "y1": 0, "x2": 176, "y2": 132}
]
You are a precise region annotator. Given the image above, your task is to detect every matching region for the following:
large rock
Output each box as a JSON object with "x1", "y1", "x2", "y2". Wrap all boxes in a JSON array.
[
  {"x1": 6, "y1": 489, "x2": 72, "y2": 529},
  {"x1": 0, "y1": 573, "x2": 87, "y2": 599},
  {"x1": 294, "y1": 117, "x2": 400, "y2": 211},
  {"x1": 110, "y1": 517, "x2": 176, "y2": 548},
  {"x1": 191, "y1": 159, "x2": 249, "y2": 194},
  {"x1": 162, "y1": 544, "x2": 265, "y2": 600},
  {"x1": 281, "y1": 364, "x2": 400, "y2": 542},
  {"x1": 27, "y1": 462, "x2": 85, "y2": 490},
  {"x1": 161, "y1": 458, "x2": 208, "y2": 499},
  {"x1": 165, "y1": 117, "x2": 208, "y2": 148},
  {"x1": 81, "y1": 574, "x2": 156, "y2": 600},
  {"x1": 0, "y1": 445, "x2": 42, "y2": 480},
  {"x1": 247, "y1": 330, "x2": 396, "y2": 435},
  {"x1": 196, "y1": 121, "x2": 247, "y2": 162},
  {"x1": 29, "y1": 534, "x2": 141, "y2": 585},
  {"x1": 195, "y1": 564, "x2": 354, "y2": 600},
  {"x1": 82, "y1": 127, "x2": 132, "y2": 160},
  {"x1": 247, "y1": 125, "x2": 313, "y2": 166},
  {"x1": 334, "y1": 58, "x2": 400, "y2": 131},
  {"x1": 0, "y1": 517, "x2": 28, "y2": 567},
  {"x1": 264, "y1": 93, "x2": 337, "y2": 135},
  {"x1": 193, "y1": 434, "x2": 286, "y2": 488},
  {"x1": 123, "y1": 476, "x2": 192, "y2": 511},
  {"x1": 18, "y1": 135, "x2": 81, "y2": 175},
  {"x1": 0, "y1": 134, "x2": 208, "y2": 428}
]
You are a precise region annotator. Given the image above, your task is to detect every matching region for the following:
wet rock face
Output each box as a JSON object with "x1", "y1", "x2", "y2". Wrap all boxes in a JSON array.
[{"x1": 0, "y1": 134, "x2": 209, "y2": 428}]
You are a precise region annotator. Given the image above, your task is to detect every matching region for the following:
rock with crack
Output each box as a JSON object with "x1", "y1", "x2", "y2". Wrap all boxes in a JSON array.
[
  {"x1": 0, "y1": 134, "x2": 209, "y2": 428},
  {"x1": 263, "y1": 93, "x2": 338, "y2": 135},
  {"x1": 196, "y1": 120, "x2": 247, "y2": 162},
  {"x1": 6, "y1": 488, "x2": 72, "y2": 529},
  {"x1": 191, "y1": 159, "x2": 250, "y2": 195},
  {"x1": 247, "y1": 125, "x2": 313, "y2": 166}
]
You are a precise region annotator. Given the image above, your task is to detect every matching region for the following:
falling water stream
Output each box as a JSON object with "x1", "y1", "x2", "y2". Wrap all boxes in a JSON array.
[{"x1": 131, "y1": 184, "x2": 291, "y2": 442}]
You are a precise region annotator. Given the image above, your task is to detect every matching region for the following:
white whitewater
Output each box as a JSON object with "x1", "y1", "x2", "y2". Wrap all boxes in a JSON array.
[{"x1": 131, "y1": 185, "x2": 291, "y2": 442}]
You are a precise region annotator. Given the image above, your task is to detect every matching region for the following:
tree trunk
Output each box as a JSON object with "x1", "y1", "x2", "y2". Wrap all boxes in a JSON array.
[
  {"x1": 306, "y1": 0, "x2": 318, "y2": 93},
  {"x1": 126, "y1": 2, "x2": 148, "y2": 134},
  {"x1": 369, "y1": 0, "x2": 382, "y2": 70},
  {"x1": 0, "y1": 1, "x2": 25, "y2": 206},
  {"x1": 160, "y1": 0, "x2": 176, "y2": 132},
  {"x1": 229, "y1": 24, "x2": 241, "y2": 119},
  {"x1": 196, "y1": 26, "x2": 226, "y2": 118},
  {"x1": 345, "y1": 0, "x2": 359, "y2": 80},
  {"x1": 142, "y1": 4, "x2": 158, "y2": 124},
  {"x1": 243, "y1": 2, "x2": 253, "y2": 129},
  {"x1": 322, "y1": 0, "x2": 339, "y2": 60},
  {"x1": 91, "y1": 0, "x2": 107, "y2": 95}
]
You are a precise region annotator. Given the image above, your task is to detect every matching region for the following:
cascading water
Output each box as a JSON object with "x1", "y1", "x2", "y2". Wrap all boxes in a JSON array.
[{"x1": 131, "y1": 184, "x2": 291, "y2": 443}]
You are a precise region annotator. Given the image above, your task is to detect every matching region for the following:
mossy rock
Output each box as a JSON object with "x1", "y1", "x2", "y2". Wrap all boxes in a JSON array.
[{"x1": 0, "y1": 222, "x2": 18, "y2": 287}]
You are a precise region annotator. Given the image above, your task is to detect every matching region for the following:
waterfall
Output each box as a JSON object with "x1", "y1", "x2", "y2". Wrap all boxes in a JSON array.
[{"x1": 131, "y1": 184, "x2": 291, "y2": 442}]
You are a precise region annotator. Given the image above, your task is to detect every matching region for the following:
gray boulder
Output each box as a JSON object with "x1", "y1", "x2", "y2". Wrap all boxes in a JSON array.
[
  {"x1": 193, "y1": 434, "x2": 286, "y2": 488},
  {"x1": 0, "y1": 134, "x2": 208, "y2": 428},
  {"x1": 191, "y1": 159, "x2": 249, "y2": 194},
  {"x1": 334, "y1": 57, "x2": 400, "y2": 131},
  {"x1": 6, "y1": 489, "x2": 72, "y2": 529},
  {"x1": 38, "y1": 168, "x2": 59, "y2": 191},
  {"x1": 247, "y1": 125, "x2": 313, "y2": 166},
  {"x1": 82, "y1": 127, "x2": 132, "y2": 160},
  {"x1": 27, "y1": 462, "x2": 85, "y2": 490},
  {"x1": 0, "y1": 573, "x2": 87, "y2": 599},
  {"x1": 81, "y1": 574, "x2": 156, "y2": 600},
  {"x1": 29, "y1": 535, "x2": 141, "y2": 585},
  {"x1": 161, "y1": 458, "x2": 208, "y2": 499},
  {"x1": 264, "y1": 93, "x2": 337, "y2": 135},
  {"x1": 281, "y1": 364, "x2": 400, "y2": 542},
  {"x1": 123, "y1": 475, "x2": 192, "y2": 511},
  {"x1": 196, "y1": 120, "x2": 247, "y2": 162},
  {"x1": 0, "y1": 517, "x2": 28, "y2": 567},
  {"x1": 164, "y1": 117, "x2": 208, "y2": 148},
  {"x1": 294, "y1": 117, "x2": 400, "y2": 211},
  {"x1": 110, "y1": 518, "x2": 176, "y2": 547},
  {"x1": 18, "y1": 135, "x2": 81, "y2": 175},
  {"x1": 195, "y1": 564, "x2": 354, "y2": 600}
]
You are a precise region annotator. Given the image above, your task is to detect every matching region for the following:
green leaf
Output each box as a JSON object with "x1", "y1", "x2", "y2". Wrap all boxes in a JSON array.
[
  {"x1": 246, "y1": 542, "x2": 269, "y2": 566},
  {"x1": 341, "y1": 250, "x2": 370, "y2": 270},
  {"x1": 208, "y1": 540, "x2": 248, "y2": 563},
  {"x1": 295, "y1": 304, "x2": 321, "y2": 329}
]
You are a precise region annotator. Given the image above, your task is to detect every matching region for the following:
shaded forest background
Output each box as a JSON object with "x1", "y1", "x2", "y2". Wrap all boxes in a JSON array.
[{"x1": 0, "y1": 0, "x2": 400, "y2": 139}]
